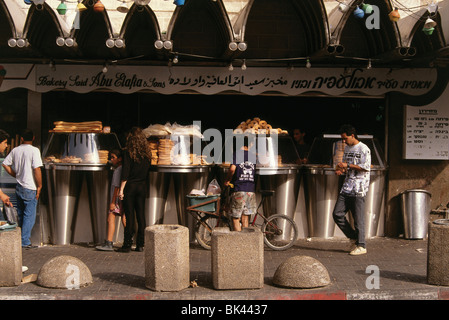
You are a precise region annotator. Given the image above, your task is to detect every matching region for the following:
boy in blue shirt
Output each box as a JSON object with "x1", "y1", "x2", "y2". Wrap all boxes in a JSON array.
[{"x1": 225, "y1": 135, "x2": 256, "y2": 231}]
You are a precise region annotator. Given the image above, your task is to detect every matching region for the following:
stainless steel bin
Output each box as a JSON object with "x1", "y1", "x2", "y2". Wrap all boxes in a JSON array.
[{"x1": 400, "y1": 189, "x2": 431, "y2": 239}]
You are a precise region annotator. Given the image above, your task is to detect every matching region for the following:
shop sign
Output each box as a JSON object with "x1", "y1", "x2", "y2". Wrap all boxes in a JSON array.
[
  {"x1": 404, "y1": 89, "x2": 449, "y2": 160},
  {"x1": 0, "y1": 63, "x2": 437, "y2": 97}
]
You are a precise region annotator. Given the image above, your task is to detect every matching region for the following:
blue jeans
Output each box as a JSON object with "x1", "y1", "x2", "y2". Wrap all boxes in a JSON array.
[
  {"x1": 332, "y1": 193, "x2": 366, "y2": 248},
  {"x1": 16, "y1": 184, "x2": 38, "y2": 247}
]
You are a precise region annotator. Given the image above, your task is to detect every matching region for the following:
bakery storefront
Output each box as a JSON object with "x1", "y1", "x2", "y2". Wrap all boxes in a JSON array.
[{"x1": 1, "y1": 0, "x2": 449, "y2": 245}]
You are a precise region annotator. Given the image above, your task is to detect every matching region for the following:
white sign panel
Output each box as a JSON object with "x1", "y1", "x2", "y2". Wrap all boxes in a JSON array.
[
  {"x1": 0, "y1": 63, "x2": 438, "y2": 97},
  {"x1": 404, "y1": 103, "x2": 449, "y2": 160}
]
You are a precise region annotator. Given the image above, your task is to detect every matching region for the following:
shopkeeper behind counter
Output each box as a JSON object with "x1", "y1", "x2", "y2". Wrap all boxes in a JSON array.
[{"x1": 292, "y1": 127, "x2": 310, "y2": 164}]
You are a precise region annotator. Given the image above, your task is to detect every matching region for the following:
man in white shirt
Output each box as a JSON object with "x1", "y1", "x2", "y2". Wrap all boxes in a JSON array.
[
  {"x1": 2, "y1": 129, "x2": 43, "y2": 248},
  {"x1": 332, "y1": 124, "x2": 371, "y2": 256}
]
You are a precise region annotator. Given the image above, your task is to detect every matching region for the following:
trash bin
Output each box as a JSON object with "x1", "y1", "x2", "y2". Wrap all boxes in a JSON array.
[{"x1": 400, "y1": 189, "x2": 431, "y2": 239}]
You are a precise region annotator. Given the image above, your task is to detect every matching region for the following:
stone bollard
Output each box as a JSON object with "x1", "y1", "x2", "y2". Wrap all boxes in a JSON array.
[
  {"x1": 36, "y1": 255, "x2": 93, "y2": 289},
  {"x1": 273, "y1": 255, "x2": 331, "y2": 288},
  {"x1": 0, "y1": 227, "x2": 22, "y2": 286},
  {"x1": 211, "y1": 227, "x2": 264, "y2": 290},
  {"x1": 427, "y1": 220, "x2": 449, "y2": 286},
  {"x1": 145, "y1": 224, "x2": 189, "y2": 292}
]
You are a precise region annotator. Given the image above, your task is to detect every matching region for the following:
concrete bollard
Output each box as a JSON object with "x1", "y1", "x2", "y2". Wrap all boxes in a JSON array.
[
  {"x1": 211, "y1": 227, "x2": 264, "y2": 290},
  {"x1": 36, "y1": 255, "x2": 93, "y2": 289},
  {"x1": 427, "y1": 220, "x2": 449, "y2": 286},
  {"x1": 145, "y1": 224, "x2": 190, "y2": 292},
  {"x1": 0, "y1": 227, "x2": 22, "y2": 287}
]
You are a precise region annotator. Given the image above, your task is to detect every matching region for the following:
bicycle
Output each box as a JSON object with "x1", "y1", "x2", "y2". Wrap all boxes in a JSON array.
[{"x1": 187, "y1": 188, "x2": 298, "y2": 251}]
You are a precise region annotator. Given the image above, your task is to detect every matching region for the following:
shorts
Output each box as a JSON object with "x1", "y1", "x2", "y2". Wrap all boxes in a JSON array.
[{"x1": 229, "y1": 192, "x2": 256, "y2": 218}]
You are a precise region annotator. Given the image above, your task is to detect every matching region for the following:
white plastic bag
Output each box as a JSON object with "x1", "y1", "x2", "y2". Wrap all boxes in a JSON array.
[{"x1": 206, "y1": 179, "x2": 221, "y2": 195}]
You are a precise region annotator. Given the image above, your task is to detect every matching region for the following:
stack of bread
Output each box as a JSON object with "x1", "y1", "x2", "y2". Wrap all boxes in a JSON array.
[
  {"x1": 233, "y1": 117, "x2": 288, "y2": 135},
  {"x1": 157, "y1": 139, "x2": 174, "y2": 165},
  {"x1": 51, "y1": 121, "x2": 103, "y2": 132},
  {"x1": 98, "y1": 150, "x2": 109, "y2": 163},
  {"x1": 148, "y1": 140, "x2": 159, "y2": 165}
]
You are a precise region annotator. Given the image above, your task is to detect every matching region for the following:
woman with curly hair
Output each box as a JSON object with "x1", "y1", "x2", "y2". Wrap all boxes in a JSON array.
[{"x1": 117, "y1": 127, "x2": 151, "y2": 252}]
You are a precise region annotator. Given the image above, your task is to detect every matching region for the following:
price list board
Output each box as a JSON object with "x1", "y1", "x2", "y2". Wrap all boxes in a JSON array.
[{"x1": 404, "y1": 105, "x2": 449, "y2": 160}]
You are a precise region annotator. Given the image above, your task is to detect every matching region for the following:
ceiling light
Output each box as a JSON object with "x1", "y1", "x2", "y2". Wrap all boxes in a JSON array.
[
  {"x1": 7, "y1": 38, "x2": 17, "y2": 47},
  {"x1": 154, "y1": 40, "x2": 164, "y2": 49},
  {"x1": 106, "y1": 38, "x2": 115, "y2": 48},
  {"x1": 163, "y1": 40, "x2": 173, "y2": 50},
  {"x1": 228, "y1": 41, "x2": 238, "y2": 51}
]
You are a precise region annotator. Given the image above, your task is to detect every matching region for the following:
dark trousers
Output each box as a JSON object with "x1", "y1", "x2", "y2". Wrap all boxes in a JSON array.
[
  {"x1": 332, "y1": 193, "x2": 366, "y2": 248},
  {"x1": 122, "y1": 181, "x2": 146, "y2": 247}
]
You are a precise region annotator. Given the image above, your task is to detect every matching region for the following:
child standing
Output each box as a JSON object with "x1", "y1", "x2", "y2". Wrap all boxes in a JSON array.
[
  {"x1": 224, "y1": 135, "x2": 257, "y2": 231},
  {"x1": 96, "y1": 149, "x2": 127, "y2": 251}
]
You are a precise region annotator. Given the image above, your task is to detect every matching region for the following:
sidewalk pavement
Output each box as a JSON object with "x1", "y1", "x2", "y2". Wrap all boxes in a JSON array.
[{"x1": 1, "y1": 237, "x2": 448, "y2": 302}]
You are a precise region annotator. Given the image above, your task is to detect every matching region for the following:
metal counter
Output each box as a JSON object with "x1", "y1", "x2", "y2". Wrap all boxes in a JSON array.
[
  {"x1": 303, "y1": 165, "x2": 387, "y2": 238},
  {"x1": 45, "y1": 163, "x2": 110, "y2": 245},
  {"x1": 148, "y1": 165, "x2": 214, "y2": 240}
]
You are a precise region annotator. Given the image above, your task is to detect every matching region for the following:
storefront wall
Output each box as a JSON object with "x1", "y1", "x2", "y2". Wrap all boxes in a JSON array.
[
  {"x1": 2, "y1": 63, "x2": 448, "y2": 242},
  {"x1": 3, "y1": 65, "x2": 449, "y2": 243}
]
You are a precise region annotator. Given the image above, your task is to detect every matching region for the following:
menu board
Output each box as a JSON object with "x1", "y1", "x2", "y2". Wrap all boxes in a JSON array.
[{"x1": 404, "y1": 105, "x2": 449, "y2": 160}]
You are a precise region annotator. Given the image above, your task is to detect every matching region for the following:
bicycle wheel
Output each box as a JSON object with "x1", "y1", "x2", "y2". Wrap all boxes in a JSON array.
[
  {"x1": 262, "y1": 214, "x2": 298, "y2": 251},
  {"x1": 194, "y1": 215, "x2": 231, "y2": 250}
]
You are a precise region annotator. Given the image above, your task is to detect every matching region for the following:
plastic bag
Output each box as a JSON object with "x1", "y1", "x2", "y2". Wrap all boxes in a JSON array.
[
  {"x1": 4, "y1": 205, "x2": 18, "y2": 225},
  {"x1": 206, "y1": 179, "x2": 221, "y2": 195}
]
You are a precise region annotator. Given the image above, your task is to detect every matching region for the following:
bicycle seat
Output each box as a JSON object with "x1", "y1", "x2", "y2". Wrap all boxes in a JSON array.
[{"x1": 259, "y1": 190, "x2": 275, "y2": 197}]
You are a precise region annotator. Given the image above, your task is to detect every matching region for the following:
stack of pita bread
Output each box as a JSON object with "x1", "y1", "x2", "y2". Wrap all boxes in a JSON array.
[
  {"x1": 148, "y1": 140, "x2": 159, "y2": 165},
  {"x1": 51, "y1": 121, "x2": 103, "y2": 132},
  {"x1": 157, "y1": 139, "x2": 174, "y2": 165}
]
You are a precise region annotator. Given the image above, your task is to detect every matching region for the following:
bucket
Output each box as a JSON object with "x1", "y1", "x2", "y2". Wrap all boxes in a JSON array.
[{"x1": 400, "y1": 189, "x2": 431, "y2": 239}]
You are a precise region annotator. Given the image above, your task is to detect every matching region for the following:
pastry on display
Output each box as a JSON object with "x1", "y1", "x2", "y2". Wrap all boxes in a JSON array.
[{"x1": 233, "y1": 117, "x2": 288, "y2": 135}]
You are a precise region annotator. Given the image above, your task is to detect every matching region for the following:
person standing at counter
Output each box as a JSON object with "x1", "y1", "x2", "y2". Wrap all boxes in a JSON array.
[
  {"x1": 0, "y1": 129, "x2": 12, "y2": 209},
  {"x1": 117, "y1": 127, "x2": 151, "y2": 253},
  {"x1": 96, "y1": 149, "x2": 126, "y2": 251},
  {"x1": 2, "y1": 129, "x2": 43, "y2": 249},
  {"x1": 292, "y1": 127, "x2": 309, "y2": 164},
  {"x1": 224, "y1": 135, "x2": 257, "y2": 232},
  {"x1": 332, "y1": 124, "x2": 371, "y2": 256}
]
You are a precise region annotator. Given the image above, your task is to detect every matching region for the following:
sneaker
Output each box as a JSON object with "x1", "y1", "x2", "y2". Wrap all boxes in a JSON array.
[
  {"x1": 22, "y1": 244, "x2": 38, "y2": 249},
  {"x1": 349, "y1": 246, "x2": 367, "y2": 256},
  {"x1": 347, "y1": 239, "x2": 357, "y2": 252},
  {"x1": 22, "y1": 266, "x2": 28, "y2": 273},
  {"x1": 96, "y1": 240, "x2": 114, "y2": 251},
  {"x1": 116, "y1": 246, "x2": 131, "y2": 253}
]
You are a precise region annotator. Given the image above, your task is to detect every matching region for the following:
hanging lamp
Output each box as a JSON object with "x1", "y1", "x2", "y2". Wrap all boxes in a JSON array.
[
  {"x1": 389, "y1": 8, "x2": 400, "y2": 22},
  {"x1": 93, "y1": 0, "x2": 105, "y2": 12},
  {"x1": 57, "y1": 1, "x2": 67, "y2": 15},
  {"x1": 361, "y1": 3, "x2": 373, "y2": 14},
  {"x1": 422, "y1": 27, "x2": 435, "y2": 35},
  {"x1": 117, "y1": 0, "x2": 129, "y2": 13},
  {"x1": 77, "y1": 1, "x2": 87, "y2": 11},
  {"x1": 174, "y1": 0, "x2": 184, "y2": 6},
  {"x1": 353, "y1": 6, "x2": 364, "y2": 19},
  {"x1": 424, "y1": 17, "x2": 437, "y2": 29}
]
